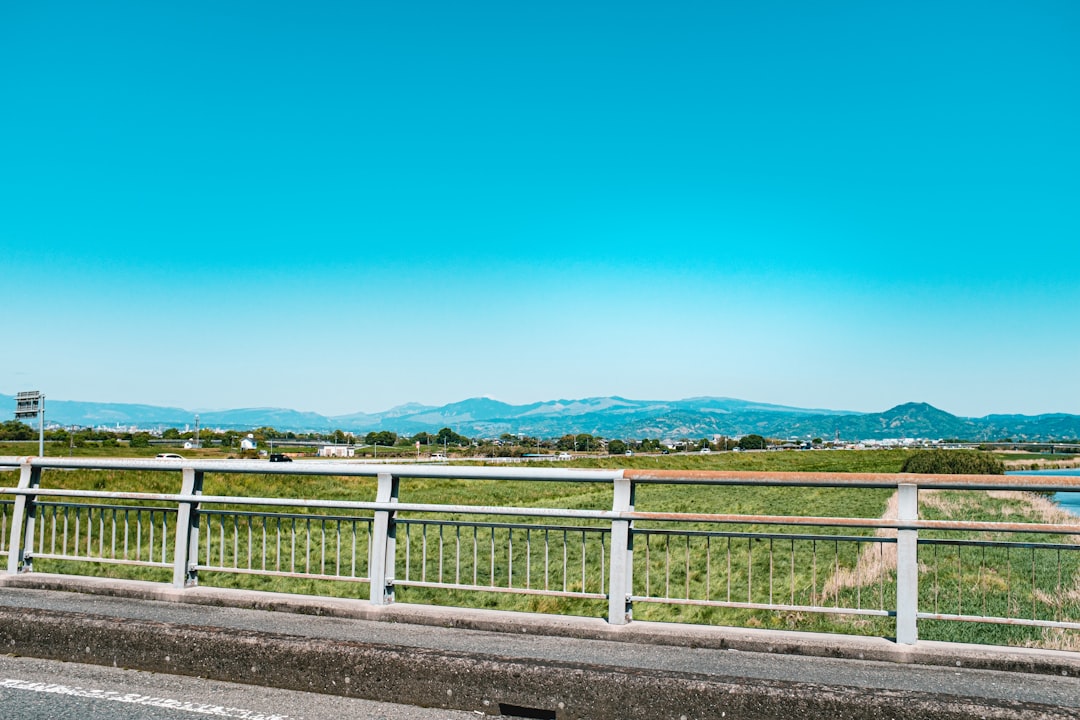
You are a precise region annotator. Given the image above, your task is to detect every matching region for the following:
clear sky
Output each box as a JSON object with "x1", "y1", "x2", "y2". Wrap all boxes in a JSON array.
[{"x1": 2, "y1": 1, "x2": 1078, "y2": 418}]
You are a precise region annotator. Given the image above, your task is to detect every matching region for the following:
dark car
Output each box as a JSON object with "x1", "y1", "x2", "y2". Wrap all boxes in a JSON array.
[{"x1": 269, "y1": 453, "x2": 292, "y2": 462}]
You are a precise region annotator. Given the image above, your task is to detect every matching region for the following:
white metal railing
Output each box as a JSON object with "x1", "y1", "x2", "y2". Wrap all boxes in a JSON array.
[{"x1": 2, "y1": 456, "x2": 1079, "y2": 646}]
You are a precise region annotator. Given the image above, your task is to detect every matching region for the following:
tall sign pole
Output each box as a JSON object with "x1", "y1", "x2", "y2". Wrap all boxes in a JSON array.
[{"x1": 15, "y1": 391, "x2": 45, "y2": 457}]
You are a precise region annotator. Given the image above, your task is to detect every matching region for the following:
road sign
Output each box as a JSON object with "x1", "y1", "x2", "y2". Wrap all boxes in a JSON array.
[{"x1": 15, "y1": 391, "x2": 43, "y2": 419}]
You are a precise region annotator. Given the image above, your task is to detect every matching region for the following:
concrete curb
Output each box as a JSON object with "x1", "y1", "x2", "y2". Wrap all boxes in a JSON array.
[
  {"x1": 2, "y1": 573, "x2": 1078, "y2": 678},
  {"x1": 1, "y1": 605, "x2": 1076, "y2": 720}
]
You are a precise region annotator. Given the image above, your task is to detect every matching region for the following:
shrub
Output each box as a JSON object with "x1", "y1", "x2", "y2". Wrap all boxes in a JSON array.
[{"x1": 900, "y1": 449, "x2": 1004, "y2": 475}]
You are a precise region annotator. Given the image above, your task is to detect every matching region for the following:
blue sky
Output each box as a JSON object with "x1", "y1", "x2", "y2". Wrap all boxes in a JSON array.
[{"x1": 2, "y1": 1, "x2": 1078, "y2": 418}]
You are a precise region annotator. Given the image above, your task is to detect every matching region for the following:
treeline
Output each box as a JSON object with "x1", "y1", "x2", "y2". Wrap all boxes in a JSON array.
[{"x1": 1, "y1": 420, "x2": 797, "y2": 456}]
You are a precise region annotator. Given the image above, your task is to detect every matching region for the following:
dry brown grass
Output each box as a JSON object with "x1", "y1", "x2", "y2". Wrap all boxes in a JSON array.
[
  {"x1": 824, "y1": 489, "x2": 1079, "y2": 597},
  {"x1": 824, "y1": 491, "x2": 898, "y2": 596}
]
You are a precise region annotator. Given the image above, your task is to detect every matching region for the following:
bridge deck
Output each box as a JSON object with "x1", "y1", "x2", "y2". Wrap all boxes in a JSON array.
[{"x1": 1, "y1": 575, "x2": 1078, "y2": 720}]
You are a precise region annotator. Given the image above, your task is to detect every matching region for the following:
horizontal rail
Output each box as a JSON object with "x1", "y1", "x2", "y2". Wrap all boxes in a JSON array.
[
  {"x1": 5, "y1": 488, "x2": 1079, "y2": 535},
  {"x1": 632, "y1": 596, "x2": 894, "y2": 617},
  {"x1": 4, "y1": 456, "x2": 1080, "y2": 490},
  {"x1": 917, "y1": 613, "x2": 1080, "y2": 631}
]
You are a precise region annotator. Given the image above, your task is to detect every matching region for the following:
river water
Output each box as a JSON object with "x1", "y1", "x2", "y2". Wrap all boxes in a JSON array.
[{"x1": 1007, "y1": 468, "x2": 1080, "y2": 517}]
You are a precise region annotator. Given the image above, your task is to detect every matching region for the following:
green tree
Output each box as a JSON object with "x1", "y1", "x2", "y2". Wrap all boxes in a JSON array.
[
  {"x1": 130, "y1": 433, "x2": 151, "y2": 448},
  {"x1": 0, "y1": 420, "x2": 35, "y2": 441},
  {"x1": 436, "y1": 427, "x2": 470, "y2": 446},
  {"x1": 608, "y1": 439, "x2": 628, "y2": 455},
  {"x1": 365, "y1": 430, "x2": 398, "y2": 446},
  {"x1": 162, "y1": 428, "x2": 181, "y2": 440},
  {"x1": 737, "y1": 434, "x2": 767, "y2": 450}
]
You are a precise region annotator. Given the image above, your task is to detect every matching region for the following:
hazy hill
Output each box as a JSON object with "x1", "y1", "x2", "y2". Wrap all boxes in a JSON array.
[{"x1": 2, "y1": 393, "x2": 1077, "y2": 441}]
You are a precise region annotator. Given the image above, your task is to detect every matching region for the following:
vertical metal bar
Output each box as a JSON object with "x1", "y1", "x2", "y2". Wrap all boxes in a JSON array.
[
  {"x1": 980, "y1": 545, "x2": 986, "y2": 618},
  {"x1": 768, "y1": 538, "x2": 774, "y2": 606},
  {"x1": 6, "y1": 463, "x2": 41, "y2": 574},
  {"x1": 1031, "y1": 547, "x2": 1037, "y2": 621},
  {"x1": 933, "y1": 543, "x2": 939, "y2": 614},
  {"x1": 38, "y1": 506, "x2": 45, "y2": 559},
  {"x1": 544, "y1": 528, "x2": 552, "y2": 591},
  {"x1": 249, "y1": 515, "x2": 255, "y2": 571},
  {"x1": 644, "y1": 533, "x2": 651, "y2": 597},
  {"x1": 422, "y1": 524, "x2": 429, "y2": 583},
  {"x1": 110, "y1": 508, "x2": 117, "y2": 560},
  {"x1": 685, "y1": 534, "x2": 691, "y2": 600},
  {"x1": 856, "y1": 540, "x2": 862, "y2": 610},
  {"x1": 509, "y1": 528, "x2": 514, "y2": 589},
  {"x1": 472, "y1": 525, "x2": 478, "y2": 586},
  {"x1": 319, "y1": 518, "x2": 326, "y2": 575},
  {"x1": 172, "y1": 468, "x2": 204, "y2": 588},
  {"x1": 895, "y1": 483, "x2": 919, "y2": 645},
  {"x1": 790, "y1": 538, "x2": 796, "y2": 606},
  {"x1": 304, "y1": 517, "x2": 311, "y2": 574},
  {"x1": 956, "y1": 544, "x2": 962, "y2": 616},
  {"x1": 455, "y1": 525, "x2": 461, "y2": 586},
  {"x1": 833, "y1": 540, "x2": 840, "y2": 607},
  {"x1": 368, "y1": 472, "x2": 399, "y2": 605},
  {"x1": 524, "y1": 528, "x2": 530, "y2": 590},
  {"x1": 439, "y1": 524, "x2": 445, "y2": 583},
  {"x1": 746, "y1": 536, "x2": 752, "y2": 604},
  {"x1": 706, "y1": 535, "x2": 712, "y2": 600},
  {"x1": 562, "y1": 530, "x2": 568, "y2": 593},
  {"x1": 726, "y1": 536, "x2": 731, "y2": 603},
  {"x1": 607, "y1": 474, "x2": 634, "y2": 624},
  {"x1": 579, "y1": 530, "x2": 585, "y2": 593},
  {"x1": 403, "y1": 522, "x2": 411, "y2": 580},
  {"x1": 665, "y1": 534, "x2": 672, "y2": 598}
]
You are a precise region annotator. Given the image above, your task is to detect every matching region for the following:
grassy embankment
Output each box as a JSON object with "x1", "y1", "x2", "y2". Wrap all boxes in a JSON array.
[{"x1": 3, "y1": 448, "x2": 1076, "y2": 648}]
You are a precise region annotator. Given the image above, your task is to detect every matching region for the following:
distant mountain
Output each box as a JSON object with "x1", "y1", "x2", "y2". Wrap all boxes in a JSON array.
[{"x1": 2, "y1": 392, "x2": 1078, "y2": 441}]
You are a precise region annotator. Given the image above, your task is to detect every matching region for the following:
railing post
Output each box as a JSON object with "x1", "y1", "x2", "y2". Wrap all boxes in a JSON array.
[
  {"x1": 895, "y1": 482, "x2": 919, "y2": 645},
  {"x1": 6, "y1": 461, "x2": 41, "y2": 574},
  {"x1": 172, "y1": 468, "x2": 204, "y2": 588},
  {"x1": 607, "y1": 471, "x2": 635, "y2": 625},
  {"x1": 369, "y1": 471, "x2": 399, "y2": 605}
]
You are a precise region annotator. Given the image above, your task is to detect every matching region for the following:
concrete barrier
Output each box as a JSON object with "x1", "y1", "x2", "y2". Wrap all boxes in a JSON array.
[{"x1": 2, "y1": 584, "x2": 1079, "y2": 720}]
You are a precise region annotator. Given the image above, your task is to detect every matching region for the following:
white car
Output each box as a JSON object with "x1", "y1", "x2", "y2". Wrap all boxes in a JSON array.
[
  {"x1": 155, "y1": 453, "x2": 184, "y2": 460},
  {"x1": 430, "y1": 453, "x2": 447, "y2": 462}
]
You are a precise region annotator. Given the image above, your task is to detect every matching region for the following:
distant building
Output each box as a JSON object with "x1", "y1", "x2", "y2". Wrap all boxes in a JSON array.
[
  {"x1": 319, "y1": 445, "x2": 355, "y2": 458},
  {"x1": 240, "y1": 434, "x2": 257, "y2": 451}
]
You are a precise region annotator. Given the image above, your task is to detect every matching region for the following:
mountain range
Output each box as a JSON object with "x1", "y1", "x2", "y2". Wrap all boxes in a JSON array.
[{"x1": 2, "y1": 393, "x2": 1078, "y2": 442}]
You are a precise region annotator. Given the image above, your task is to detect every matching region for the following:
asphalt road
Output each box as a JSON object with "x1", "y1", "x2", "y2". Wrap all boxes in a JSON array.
[
  {"x1": 1, "y1": 586, "x2": 1078, "y2": 711},
  {"x1": 0, "y1": 655, "x2": 482, "y2": 720}
]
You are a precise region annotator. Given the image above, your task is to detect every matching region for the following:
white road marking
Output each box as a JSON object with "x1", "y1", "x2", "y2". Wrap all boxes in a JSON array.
[{"x1": 0, "y1": 678, "x2": 292, "y2": 719}]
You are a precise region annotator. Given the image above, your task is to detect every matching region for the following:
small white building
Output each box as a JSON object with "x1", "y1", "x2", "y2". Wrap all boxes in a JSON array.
[
  {"x1": 240, "y1": 434, "x2": 257, "y2": 451},
  {"x1": 319, "y1": 445, "x2": 355, "y2": 458}
]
